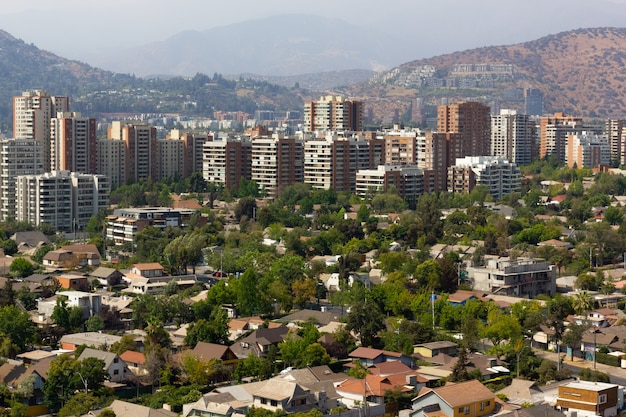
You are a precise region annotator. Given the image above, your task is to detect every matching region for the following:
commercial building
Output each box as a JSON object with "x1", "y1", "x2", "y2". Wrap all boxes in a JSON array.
[
  {"x1": 466, "y1": 257, "x2": 556, "y2": 298},
  {"x1": 15, "y1": 171, "x2": 109, "y2": 233},
  {"x1": 303, "y1": 95, "x2": 363, "y2": 132},
  {"x1": 448, "y1": 156, "x2": 521, "y2": 200}
]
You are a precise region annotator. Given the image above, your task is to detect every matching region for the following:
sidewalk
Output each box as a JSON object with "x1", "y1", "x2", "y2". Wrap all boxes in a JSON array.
[{"x1": 534, "y1": 348, "x2": 626, "y2": 380}]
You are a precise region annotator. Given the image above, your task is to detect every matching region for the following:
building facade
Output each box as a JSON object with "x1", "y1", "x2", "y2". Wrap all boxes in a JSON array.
[
  {"x1": 16, "y1": 171, "x2": 109, "y2": 233},
  {"x1": 51, "y1": 112, "x2": 97, "y2": 174},
  {"x1": 0, "y1": 139, "x2": 44, "y2": 221},
  {"x1": 303, "y1": 95, "x2": 363, "y2": 132},
  {"x1": 437, "y1": 101, "x2": 491, "y2": 159},
  {"x1": 251, "y1": 135, "x2": 304, "y2": 197},
  {"x1": 202, "y1": 137, "x2": 252, "y2": 189},
  {"x1": 490, "y1": 109, "x2": 534, "y2": 166},
  {"x1": 447, "y1": 156, "x2": 521, "y2": 200},
  {"x1": 108, "y1": 121, "x2": 159, "y2": 183},
  {"x1": 466, "y1": 257, "x2": 556, "y2": 297},
  {"x1": 566, "y1": 133, "x2": 610, "y2": 168},
  {"x1": 539, "y1": 112, "x2": 585, "y2": 162},
  {"x1": 355, "y1": 164, "x2": 424, "y2": 204}
]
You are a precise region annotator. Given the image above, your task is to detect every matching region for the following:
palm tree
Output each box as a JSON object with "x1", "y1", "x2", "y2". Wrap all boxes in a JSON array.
[{"x1": 572, "y1": 291, "x2": 594, "y2": 315}]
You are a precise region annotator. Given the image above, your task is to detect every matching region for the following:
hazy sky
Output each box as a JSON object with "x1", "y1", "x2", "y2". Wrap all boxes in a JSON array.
[{"x1": 1, "y1": 0, "x2": 626, "y2": 64}]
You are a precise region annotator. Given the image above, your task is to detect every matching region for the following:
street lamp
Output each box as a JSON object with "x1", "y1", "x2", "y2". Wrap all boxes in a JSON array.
[{"x1": 593, "y1": 328, "x2": 598, "y2": 369}]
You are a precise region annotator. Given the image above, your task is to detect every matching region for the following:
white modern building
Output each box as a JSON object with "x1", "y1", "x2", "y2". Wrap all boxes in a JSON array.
[
  {"x1": 0, "y1": 139, "x2": 44, "y2": 221},
  {"x1": 251, "y1": 135, "x2": 303, "y2": 197},
  {"x1": 466, "y1": 257, "x2": 556, "y2": 297},
  {"x1": 355, "y1": 164, "x2": 424, "y2": 202},
  {"x1": 16, "y1": 171, "x2": 109, "y2": 233},
  {"x1": 566, "y1": 132, "x2": 611, "y2": 168},
  {"x1": 490, "y1": 109, "x2": 534, "y2": 165},
  {"x1": 448, "y1": 156, "x2": 521, "y2": 200}
]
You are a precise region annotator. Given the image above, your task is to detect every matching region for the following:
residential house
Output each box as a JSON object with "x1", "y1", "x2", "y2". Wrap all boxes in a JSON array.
[
  {"x1": 229, "y1": 326, "x2": 290, "y2": 359},
  {"x1": 78, "y1": 348, "x2": 130, "y2": 383},
  {"x1": 59, "y1": 332, "x2": 122, "y2": 351},
  {"x1": 37, "y1": 291, "x2": 102, "y2": 319},
  {"x1": 129, "y1": 262, "x2": 165, "y2": 278},
  {"x1": 11, "y1": 231, "x2": 50, "y2": 254},
  {"x1": 556, "y1": 380, "x2": 621, "y2": 417},
  {"x1": 417, "y1": 352, "x2": 509, "y2": 381},
  {"x1": 251, "y1": 378, "x2": 318, "y2": 414},
  {"x1": 336, "y1": 374, "x2": 413, "y2": 408},
  {"x1": 89, "y1": 267, "x2": 124, "y2": 287},
  {"x1": 120, "y1": 350, "x2": 147, "y2": 376},
  {"x1": 227, "y1": 316, "x2": 282, "y2": 341},
  {"x1": 124, "y1": 274, "x2": 197, "y2": 295},
  {"x1": 60, "y1": 244, "x2": 101, "y2": 266},
  {"x1": 55, "y1": 273, "x2": 89, "y2": 291},
  {"x1": 580, "y1": 326, "x2": 626, "y2": 360},
  {"x1": 348, "y1": 347, "x2": 414, "y2": 368},
  {"x1": 414, "y1": 341, "x2": 458, "y2": 358},
  {"x1": 410, "y1": 380, "x2": 496, "y2": 417},
  {"x1": 98, "y1": 399, "x2": 178, "y2": 417},
  {"x1": 183, "y1": 342, "x2": 239, "y2": 371},
  {"x1": 42, "y1": 250, "x2": 77, "y2": 270},
  {"x1": 0, "y1": 357, "x2": 53, "y2": 416}
]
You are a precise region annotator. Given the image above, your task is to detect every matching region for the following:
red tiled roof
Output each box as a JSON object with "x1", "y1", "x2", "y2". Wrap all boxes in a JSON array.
[{"x1": 120, "y1": 350, "x2": 145, "y2": 365}]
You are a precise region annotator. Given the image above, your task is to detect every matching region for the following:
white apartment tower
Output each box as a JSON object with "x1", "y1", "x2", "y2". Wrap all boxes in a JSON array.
[
  {"x1": 16, "y1": 171, "x2": 109, "y2": 233},
  {"x1": 0, "y1": 139, "x2": 44, "y2": 221},
  {"x1": 491, "y1": 109, "x2": 534, "y2": 165},
  {"x1": 448, "y1": 156, "x2": 521, "y2": 200},
  {"x1": 13, "y1": 90, "x2": 70, "y2": 171}
]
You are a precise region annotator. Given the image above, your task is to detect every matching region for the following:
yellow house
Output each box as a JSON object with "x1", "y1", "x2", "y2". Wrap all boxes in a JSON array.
[{"x1": 411, "y1": 380, "x2": 496, "y2": 417}]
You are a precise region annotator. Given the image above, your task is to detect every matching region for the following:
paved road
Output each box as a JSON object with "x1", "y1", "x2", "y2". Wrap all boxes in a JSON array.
[{"x1": 534, "y1": 348, "x2": 626, "y2": 386}]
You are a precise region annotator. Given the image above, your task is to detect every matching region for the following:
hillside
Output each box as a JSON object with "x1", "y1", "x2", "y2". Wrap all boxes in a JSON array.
[{"x1": 348, "y1": 27, "x2": 626, "y2": 120}]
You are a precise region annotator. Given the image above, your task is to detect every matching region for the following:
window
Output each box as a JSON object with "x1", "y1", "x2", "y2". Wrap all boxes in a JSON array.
[
  {"x1": 464, "y1": 406, "x2": 470, "y2": 414},
  {"x1": 271, "y1": 400, "x2": 278, "y2": 407},
  {"x1": 599, "y1": 394, "x2": 607, "y2": 404},
  {"x1": 480, "y1": 403, "x2": 484, "y2": 411},
  {"x1": 113, "y1": 370, "x2": 119, "y2": 375},
  {"x1": 260, "y1": 398, "x2": 267, "y2": 405}
]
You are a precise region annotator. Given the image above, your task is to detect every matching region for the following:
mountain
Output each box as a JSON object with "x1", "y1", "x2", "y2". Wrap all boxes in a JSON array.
[
  {"x1": 85, "y1": 15, "x2": 408, "y2": 77},
  {"x1": 348, "y1": 27, "x2": 626, "y2": 120}
]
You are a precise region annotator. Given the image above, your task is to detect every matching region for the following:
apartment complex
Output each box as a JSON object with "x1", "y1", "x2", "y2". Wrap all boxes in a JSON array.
[
  {"x1": 466, "y1": 257, "x2": 556, "y2": 297},
  {"x1": 566, "y1": 133, "x2": 610, "y2": 168},
  {"x1": 202, "y1": 137, "x2": 252, "y2": 189},
  {"x1": 303, "y1": 95, "x2": 363, "y2": 132},
  {"x1": 13, "y1": 90, "x2": 70, "y2": 172},
  {"x1": 15, "y1": 171, "x2": 109, "y2": 232},
  {"x1": 448, "y1": 156, "x2": 521, "y2": 200},
  {"x1": 108, "y1": 121, "x2": 159, "y2": 183},
  {"x1": 490, "y1": 109, "x2": 534, "y2": 165},
  {"x1": 437, "y1": 101, "x2": 491, "y2": 159},
  {"x1": 251, "y1": 135, "x2": 303, "y2": 197},
  {"x1": 605, "y1": 119, "x2": 625, "y2": 165},
  {"x1": 384, "y1": 130, "x2": 418, "y2": 165},
  {"x1": 50, "y1": 112, "x2": 97, "y2": 174},
  {"x1": 355, "y1": 165, "x2": 424, "y2": 203},
  {"x1": 0, "y1": 139, "x2": 44, "y2": 221},
  {"x1": 539, "y1": 112, "x2": 585, "y2": 162}
]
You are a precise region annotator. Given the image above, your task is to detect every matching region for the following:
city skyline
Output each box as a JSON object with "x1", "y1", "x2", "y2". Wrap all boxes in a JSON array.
[{"x1": 1, "y1": 0, "x2": 626, "y2": 74}]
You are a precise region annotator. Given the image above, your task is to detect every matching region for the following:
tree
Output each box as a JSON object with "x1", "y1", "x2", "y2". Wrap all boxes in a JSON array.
[
  {"x1": 0, "y1": 306, "x2": 34, "y2": 354},
  {"x1": 345, "y1": 300, "x2": 385, "y2": 348},
  {"x1": 180, "y1": 354, "x2": 217, "y2": 385},
  {"x1": 413, "y1": 260, "x2": 443, "y2": 291},
  {"x1": 298, "y1": 343, "x2": 331, "y2": 367},
  {"x1": 110, "y1": 334, "x2": 138, "y2": 355},
  {"x1": 85, "y1": 315, "x2": 105, "y2": 332},
  {"x1": 8, "y1": 258, "x2": 33, "y2": 279},
  {"x1": 44, "y1": 354, "x2": 76, "y2": 411},
  {"x1": 74, "y1": 357, "x2": 107, "y2": 392},
  {"x1": 571, "y1": 291, "x2": 594, "y2": 315},
  {"x1": 604, "y1": 205, "x2": 624, "y2": 225},
  {"x1": 184, "y1": 308, "x2": 229, "y2": 347},
  {"x1": 58, "y1": 392, "x2": 99, "y2": 417},
  {"x1": 235, "y1": 197, "x2": 257, "y2": 221},
  {"x1": 562, "y1": 322, "x2": 588, "y2": 361}
]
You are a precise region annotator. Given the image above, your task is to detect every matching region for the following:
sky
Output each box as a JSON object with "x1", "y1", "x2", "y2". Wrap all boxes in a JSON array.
[{"x1": 1, "y1": 0, "x2": 626, "y2": 66}]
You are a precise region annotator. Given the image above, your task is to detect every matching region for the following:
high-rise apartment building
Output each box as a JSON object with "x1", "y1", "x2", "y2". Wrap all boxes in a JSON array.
[
  {"x1": 0, "y1": 139, "x2": 44, "y2": 221},
  {"x1": 605, "y1": 119, "x2": 625, "y2": 165},
  {"x1": 97, "y1": 139, "x2": 126, "y2": 189},
  {"x1": 490, "y1": 109, "x2": 534, "y2": 166},
  {"x1": 539, "y1": 112, "x2": 584, "y2": 162},
  {"x1": 303, "y1": 134, "x2": 377, "y2": 192},
  {"x1": 566, "y1": 133, "x2": 610, "y2": 169},
  {"x1": 355, "y1": 165, "x2": 424, "y2": 204},
  {"x1": 51, "y1": 112, "x2": 97, "y2": 174},
  {"x1": 108, "y1": 121, "x2": 159, "y2": 183},
  {"x1": 437, "y1": 101, "x2": 491, "y2": 159},
  {"x1": 16, "y1": 171, "x2": 109, "y2": 232},
  {"x1": 13, "y1": 90, "x2": 70, "y2": 171},
  {"x1": 417, "y1": 132, "x2": 453, "y2": 193},
  {"x1": 303, "y1": 95, "x2": 363, "y2": 132},
  {"x1": 202, "y1": 137, "x2": 252, "y2": 189},
  {"x1": 384, "y1": 131, "x2": 417, "y2": 165},
  {"x1": 166, "y1": 130, "x2": 211, "y2": 178},
  {"x1": 524, "y1": 88, "x2": 544, "y2": 116},
  {"x1": 251, "y1": 135, "x2": 303, "y2": 197},
  {"x1": 448, "y1": 156, "x2": 521, "y2": 199}
]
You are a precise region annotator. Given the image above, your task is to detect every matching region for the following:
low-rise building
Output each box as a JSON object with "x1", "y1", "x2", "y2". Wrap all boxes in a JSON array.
[
  {"x1": 466, "y1": 257, "x2": 556, "y2": 297},
  {"x1": 556, "y1": 380, "x2": 621, "y2": 417},
  {"x1": 410, "y1": 379, "x2": 496, "y2": 417}
]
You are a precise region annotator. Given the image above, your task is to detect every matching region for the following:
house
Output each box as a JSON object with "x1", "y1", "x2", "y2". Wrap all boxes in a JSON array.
[
  {"x1": 129, "y1": 263, "x2": 165, "y2": 278},
  {"x1": 59, "y1": 332, "x2": 123, "y2": 351},
  {"x1": 89, "y1": 267, "x2": 124, "y2": 287},
  {"x1": 37, "y1": 291, "x2": 102, "y2": 319},
  {"x1": 348, "y1": 347, "x2": 414, "y2": 368},
  {"x1": 336, "y1": 374, "x2": 413, "y2": 407},
  {"x1": 42, "y1": 250, "x2": 77, "y2": 270},
  {"x1": 78, "y1": 348, "x2": 130, "y2": 383},
  {"x1": 417, "y1": 352, "x2": 509, "y2": 381},
  {"x1": 0, "y1": 357, "x2": 53, "y2": 416},
  {"x1": 119, "y1": 350, "x2": 147, "y2": 376},
  {"x1": 251, "y1": 378, "x2": 318, "y2": 414},
  {"x1": 55, "y1": 273, "x2": 89, "y2": 291},
  {"x1": 183, "y1": 342, "x2": 239, "y2": 370},
  {"x1": 60, "y1": 244, "x2": 102, "y2": 266},
  {"x1": 11, "y1": 231, "x2": 50, "y2": 254},
  {"x1": 229, "y1": 326, "x2": 290, "y2": 359},
  {"x1": 410, "y1": 379, "x2": 496, "y2": 417},
  {"x1": 227, "y1": 316, "x2": 282, "y2": 341},
  {"x1": 276, "y1": 309, "x2": 336, "y2": 327},
  {"x1": 414, "y1": 341, "x2": 458, "y2": 358},
  {"x1": 124, "y1": 274, "x2": 198, "y2": 295},
  {"x1": 556, "y1": 380, "x2": 621, "y2": 417},
  {"x1": 98, "y1": 399, "x2": 178, "y2": 417}
]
